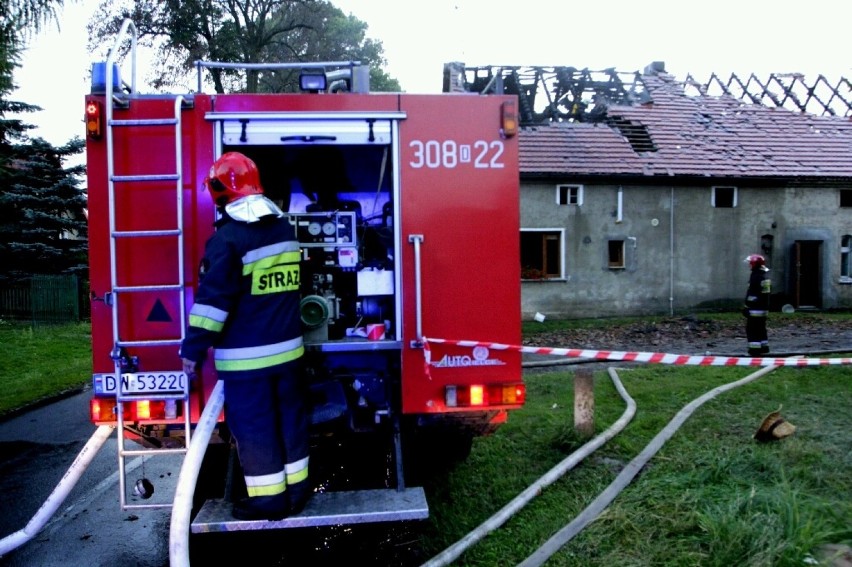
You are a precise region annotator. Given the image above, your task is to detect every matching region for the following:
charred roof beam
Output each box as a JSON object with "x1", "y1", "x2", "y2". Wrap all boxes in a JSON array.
[
  {"x1": 684, "y1": 72, "x2": 851, "y2": 117},
  {"x1": 448, "y1": 64, "x2": 649, "y2": 125}
]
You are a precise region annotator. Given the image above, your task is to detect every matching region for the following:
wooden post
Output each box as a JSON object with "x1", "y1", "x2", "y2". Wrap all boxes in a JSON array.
[{"x1": 574, "y1": 368, "x2": 595, "y2": 438}]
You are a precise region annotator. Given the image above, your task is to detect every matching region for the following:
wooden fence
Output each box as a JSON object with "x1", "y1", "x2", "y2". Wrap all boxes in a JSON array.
[{"x1": 0, "y1": 275, "x2": 89, "y2": 324}]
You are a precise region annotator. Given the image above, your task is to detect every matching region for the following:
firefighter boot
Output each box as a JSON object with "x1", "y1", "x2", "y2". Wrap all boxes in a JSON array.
[
  {"x1": 287, "y1": 481, "x2": 312, "y2": 515},
  {"x1": 232, "y1": 493, "x2": 289, "y2": 521}
]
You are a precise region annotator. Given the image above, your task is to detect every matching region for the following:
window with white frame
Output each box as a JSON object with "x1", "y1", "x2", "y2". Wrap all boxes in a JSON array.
[
  {"x1": 712, "y1": 186, "x2": 737, "y2": 208},
  {"x1": 841, "y1": 235, "x2": 852, "y2": 283},
  {"x1": 520, "y1": 229, "x2": 564, "y2": 279},
  {"x1": 556, "y1": 184, "x2": 583, "y2": 206}
]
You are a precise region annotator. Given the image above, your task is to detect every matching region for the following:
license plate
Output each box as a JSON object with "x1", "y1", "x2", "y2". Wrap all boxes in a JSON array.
[{"x1": 119, "y1": 372, "x2": 187, "y2": 395}]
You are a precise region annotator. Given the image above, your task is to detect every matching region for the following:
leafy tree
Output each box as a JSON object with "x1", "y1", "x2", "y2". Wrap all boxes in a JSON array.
[
  {"x1": 6, "y1": 1, "x2": 66, "y2": 31},
  {"x1": 1, "y1": 0, "x2": 72, "y2": 92},
  {"x1": 0, "y1": 0, "x2": 87, "y2": 283},
  {"x1": 258, "y1": 2, "x2": 400, "y2": 93},
  {"x1": 88, "y1": 0, "x2": 400, "y2": 93}
]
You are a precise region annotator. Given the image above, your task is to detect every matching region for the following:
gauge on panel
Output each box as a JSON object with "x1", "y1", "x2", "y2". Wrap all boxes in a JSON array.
[
  {"x1": 322, "y1": 221, "x2": 337, "y2": 236},
  {"x1": 308, "y1": 222, "x2": 322, "y2": 236}
]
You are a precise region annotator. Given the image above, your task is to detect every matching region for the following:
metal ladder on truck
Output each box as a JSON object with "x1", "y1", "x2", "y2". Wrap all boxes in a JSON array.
[{"x1": 103, "y1": 20, "x2": 192, "y2": 510}]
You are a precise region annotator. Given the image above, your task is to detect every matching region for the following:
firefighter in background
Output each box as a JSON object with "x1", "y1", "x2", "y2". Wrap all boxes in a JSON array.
[
  {"x1": 744, "y1": 254, "x2": 771, "y2": 356},
  {"x1": 179, "y1": 152, "x2": 311, "y2": 520}
]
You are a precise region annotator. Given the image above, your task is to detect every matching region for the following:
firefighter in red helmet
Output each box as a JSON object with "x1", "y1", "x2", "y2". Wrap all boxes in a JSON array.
[
  {"x1": 180, "y1": 152, "x2": 311, "y2": 520},
  {"x1": 743, "y1": 254, "x2": 771, "y2": 356}
]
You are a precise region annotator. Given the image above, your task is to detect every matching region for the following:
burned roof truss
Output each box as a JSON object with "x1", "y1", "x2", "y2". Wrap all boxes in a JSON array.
[
  {"x1": 682, "y1": 72, "x2": 852, "y2": 118},
  {"x1": 445, "y1": 63, "x2": 851, "y2": 124},
  {"x1": 444, "y1": 63, "x2": 649, "y2": 125}
]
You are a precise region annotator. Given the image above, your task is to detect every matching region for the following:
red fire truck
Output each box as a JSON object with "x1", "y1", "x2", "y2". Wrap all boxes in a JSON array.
[{"x1": 85, "y1": 21, "x2": 523, "y2": 530}]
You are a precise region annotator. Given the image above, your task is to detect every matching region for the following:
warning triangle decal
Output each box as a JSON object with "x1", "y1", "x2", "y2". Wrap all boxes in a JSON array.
[{"x1": 147, "y1": 299, "x2": 172, "y2": 322}]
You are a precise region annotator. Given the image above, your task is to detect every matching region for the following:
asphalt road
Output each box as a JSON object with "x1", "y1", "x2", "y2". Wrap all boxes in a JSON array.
[
  {"x1": 0, "y1": 389, "x2": 426, "y2": 567},
  {"x1": 0, "y1": 387, "x2": 178, "y2": 567}
]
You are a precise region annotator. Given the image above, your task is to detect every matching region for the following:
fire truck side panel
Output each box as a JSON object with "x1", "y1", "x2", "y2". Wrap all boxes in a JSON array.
[
  {"x1": 85, "y1": 99, "x2": 112, "y2": 378},
  {"x1": 184, "y1": 96, "x2": 219, "y2": 414},
  {"x1": 397, "y1": 95, "x2": 521, "y2": 415},
  {"x1": 86, "y1": 95, "x2": 218, "y2": 421}
]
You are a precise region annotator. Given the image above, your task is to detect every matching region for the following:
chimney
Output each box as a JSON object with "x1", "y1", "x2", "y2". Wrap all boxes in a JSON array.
[
  {"x1": 443, "y1": 62, "x2": 467, "y2": 93},
  {"x1": 643, "y1": 61, "x2": 666, "y2": 75}
]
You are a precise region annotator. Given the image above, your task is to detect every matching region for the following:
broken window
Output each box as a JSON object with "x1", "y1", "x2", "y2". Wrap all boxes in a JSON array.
[
  {"x1": 712, "y1": 186, "x2": 737, "y2": 208},
  {"x1": 606, "y1": 116, "x2": 657, "y2": 153},
  {"x1": 521, "y1": 230, "x2": 563, "y2": 279},
  {"x1": 841, "y1": 235, "x2": 852, "y2": 283},
  {"x1": 608, "y1": 240, "x2": 625, "y2": 269},
  {"x1": 556, "y1": 184, "x2": 583, "y2": 206}
]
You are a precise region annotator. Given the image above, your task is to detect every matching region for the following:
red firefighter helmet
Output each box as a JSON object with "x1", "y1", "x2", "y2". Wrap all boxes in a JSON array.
[
  {"x1": 204, "y1": 152, "x2": 264, "y2": 206},
  {"x1": 745, "y1": 254, "x2": 768, "y2": 270}
]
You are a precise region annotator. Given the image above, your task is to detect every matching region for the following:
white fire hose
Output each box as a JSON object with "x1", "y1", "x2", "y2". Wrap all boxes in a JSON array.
[
  {"x1": 519, "y1": 363, "x2": 779, "y2": 566},
  {"x1": 422, "y1": 367, "x2": 637, "y2": 567},
  {"x1": 0, "y1": 424, "x2": 115, "y2": 557},
  {"x1": 424, "y1": 362, "x2": 781, "y2": 566},
  {"x1": 169, "y1": 379, "x2": 225, "y2": 567}
]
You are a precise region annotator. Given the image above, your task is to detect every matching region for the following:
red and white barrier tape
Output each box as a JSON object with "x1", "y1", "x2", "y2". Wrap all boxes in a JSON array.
[{"x1": 422, "y1": 337, "x2": 852, "y2": 367}]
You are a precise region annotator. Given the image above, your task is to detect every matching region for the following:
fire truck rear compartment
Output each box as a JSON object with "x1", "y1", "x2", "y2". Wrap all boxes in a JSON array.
[
  {"x1": 228, "y1": 137, "x2": 402, "y2": 430},
  {"x1": 187, "y1": 137, "x2": 428, "y2": 529}
]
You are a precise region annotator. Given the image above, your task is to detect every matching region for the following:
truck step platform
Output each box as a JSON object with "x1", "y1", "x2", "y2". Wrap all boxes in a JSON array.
[{"x1": 191, "y1": 487, "x2": 428, "y2": 533}]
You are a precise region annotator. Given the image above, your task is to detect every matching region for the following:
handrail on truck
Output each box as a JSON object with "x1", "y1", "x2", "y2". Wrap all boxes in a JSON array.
[
  {"x1": 193, "y1": 59, "x2": 365, "y2": 94},
  {"x1": 106, "y1": 19, "x2": 138, "y2": 97}
]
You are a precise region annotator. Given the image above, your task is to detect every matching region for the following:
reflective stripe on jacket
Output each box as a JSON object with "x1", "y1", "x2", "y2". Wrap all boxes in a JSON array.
[
  {"x1": 180, "y1": 212, "x2": 303, "y2": 379},
  {"x1": 744, "y1": 268, "x2": 771, "y2": 318}
]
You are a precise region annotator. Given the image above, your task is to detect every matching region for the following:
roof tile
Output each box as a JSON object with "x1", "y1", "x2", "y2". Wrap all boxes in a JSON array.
[{"x1": 519, "y1": 73, "x2": 852, "y2": 179}]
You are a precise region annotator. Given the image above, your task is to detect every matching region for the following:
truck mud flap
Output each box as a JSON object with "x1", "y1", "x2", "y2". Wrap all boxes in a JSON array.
[{"x1": 190, "y1": 487, "x2": 428, "y2": 532}]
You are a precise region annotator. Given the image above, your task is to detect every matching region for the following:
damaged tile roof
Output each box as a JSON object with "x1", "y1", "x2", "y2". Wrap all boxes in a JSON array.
[{"x1": 519, "y1": 71, "x2": 852, "y2": 180}]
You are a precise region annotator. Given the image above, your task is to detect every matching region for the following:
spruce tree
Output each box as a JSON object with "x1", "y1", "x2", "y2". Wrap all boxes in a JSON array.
[
  {"x1": 0, "y1": 137, "x2": 87, "y2": 282},
  {"x1": 0, "y1": 2, "x2": 87, "y2": 284}
]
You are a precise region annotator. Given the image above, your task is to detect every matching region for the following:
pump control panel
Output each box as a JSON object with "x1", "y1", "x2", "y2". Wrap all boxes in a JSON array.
[{"x1": 291, "y1": 211, "x2": 357, "y2": 247}]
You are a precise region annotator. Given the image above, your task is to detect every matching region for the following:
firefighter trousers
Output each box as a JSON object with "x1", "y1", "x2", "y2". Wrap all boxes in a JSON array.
[
  {"x1": 746, "y1": 315, "x2": 769, "y2": 355},
  {"x1": 224, "y1": 366, "x2": 310, "y2": 499}
]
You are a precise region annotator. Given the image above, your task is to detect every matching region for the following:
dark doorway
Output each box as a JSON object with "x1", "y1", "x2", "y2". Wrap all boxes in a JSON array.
[{"x1": 791, "y1": 241, "x2": 822, "y2": 308}]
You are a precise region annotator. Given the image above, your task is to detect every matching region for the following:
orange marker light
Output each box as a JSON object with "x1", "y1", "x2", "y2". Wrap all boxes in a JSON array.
[{"x1": 501, "y1": 100, "x2": 518, "y2": 137}]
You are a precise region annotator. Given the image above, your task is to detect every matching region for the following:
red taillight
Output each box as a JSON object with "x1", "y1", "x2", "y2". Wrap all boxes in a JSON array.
[
  {"x1": 85, "y1": 101, "x2": 102, "y2": 139},
  {"x1": 445, "y1": 383, "x2": 526, "y2": 408},
  {"x1": 90, "y1": 398, "x2": 115, "y2": 421},
  {"x1": 128, "y1": 400, "x2": 168, "y2": 420},
  {"x1": 90, "y1": 398, "x2": 178, "y2": 423}
]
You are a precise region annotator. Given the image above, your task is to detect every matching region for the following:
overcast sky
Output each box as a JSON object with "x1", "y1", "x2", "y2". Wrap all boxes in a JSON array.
[{"x1": 12, "y1": 0, "x2": 852, "y2": 146}]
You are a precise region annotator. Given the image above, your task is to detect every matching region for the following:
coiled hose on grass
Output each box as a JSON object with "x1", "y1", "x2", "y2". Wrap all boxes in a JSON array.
[
  {"x1": 518, "y1": 363, "x2": 779, "y2": 566},
  {"x1": 421, "y1": 367, "x2": 637, "y2": 567}
]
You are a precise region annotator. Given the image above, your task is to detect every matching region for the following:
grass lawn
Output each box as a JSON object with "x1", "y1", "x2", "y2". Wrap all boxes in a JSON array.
[
  {"x1": 1, "y1": 315, "x2": 849, "y2": 565},
  {"x1": 418, "y1": 363, "x2": 852, "y2": 566},
  {"x1": 0, "y1": 320, "x2": 91, "y2": 417}
]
